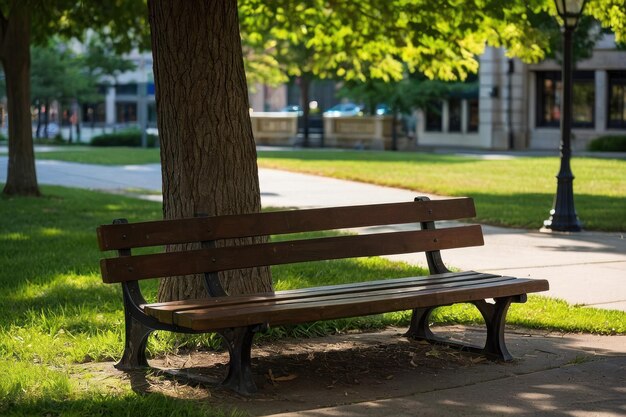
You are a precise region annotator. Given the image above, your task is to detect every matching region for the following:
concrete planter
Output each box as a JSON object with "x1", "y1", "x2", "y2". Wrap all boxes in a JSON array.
[
  {"x1": 323, "y1": 116, "x2": 395, "y2": 150},
  {"x1": 251, "y1": 112, "x2": 298, "y2": 145}
]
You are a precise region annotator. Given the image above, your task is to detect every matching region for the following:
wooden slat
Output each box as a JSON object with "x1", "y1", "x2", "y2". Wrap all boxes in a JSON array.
[
  {"x1": 175, "y1": 278, "x2": 550, "y2": 330},
  {"x1": 101, "y1": 225, "x2": 483, "y2": 283},
  {"x1": 97, "y1": 198, "x2": 475, "y2": 250},
  {"x1": 143, "y1": 271, "x2": 502, "y2": 323}
]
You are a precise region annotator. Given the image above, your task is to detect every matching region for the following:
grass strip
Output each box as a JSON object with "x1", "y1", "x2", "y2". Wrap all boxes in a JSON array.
[{"x1": 257, "y1": 150, "x2": 626, "y2": 231}]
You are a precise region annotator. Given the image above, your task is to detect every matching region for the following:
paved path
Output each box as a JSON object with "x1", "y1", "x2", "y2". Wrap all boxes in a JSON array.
[{"x1": 1, "y1": 156, "x2": 625, "y2": 310}]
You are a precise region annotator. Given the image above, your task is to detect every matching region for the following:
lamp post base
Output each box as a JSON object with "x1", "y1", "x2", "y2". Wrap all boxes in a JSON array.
[{"x1": 543, "y1": 170, "x2": 582, "y2": 232}]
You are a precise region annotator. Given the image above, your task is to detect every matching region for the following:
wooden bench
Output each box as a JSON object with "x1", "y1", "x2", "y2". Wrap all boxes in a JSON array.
[{"x1": 97, "y1": 197, "x2": 549, "y2": 395}]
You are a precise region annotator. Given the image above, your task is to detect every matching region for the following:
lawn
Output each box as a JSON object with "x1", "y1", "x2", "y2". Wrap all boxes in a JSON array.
[
  {"x1": 1, "y1": 186, "x2": 624, "y2": 415},
  {"x1": 257, "y1": 150, "x2": 626, "y2": 231},
  {"x1": 27, "y1": 147, "x2": 625, "y2": 231}
]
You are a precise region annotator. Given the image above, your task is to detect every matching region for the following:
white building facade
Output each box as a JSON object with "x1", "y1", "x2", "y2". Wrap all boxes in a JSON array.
[{"x1": 416, "y1": 34, "x2": 626, "y2": 150}]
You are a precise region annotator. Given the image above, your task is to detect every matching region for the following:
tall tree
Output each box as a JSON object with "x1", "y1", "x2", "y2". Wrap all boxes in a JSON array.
[
  {"x1": 148, "y1": 0, "x2": 272, "y2": 300},
  {"x1": 0, "y1": 2, "x2": 37, "y2": 195},
  {"x1": 0, "y1": 0, "x2": 148, "y2": 196}
]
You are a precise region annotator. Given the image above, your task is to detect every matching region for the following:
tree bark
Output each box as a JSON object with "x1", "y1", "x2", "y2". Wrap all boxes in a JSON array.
[
  {"x1": 299, "y1": 74, "x2": 311, "y2": 147},
  {"x1": 148, "y1": 0, "x2": 272, "y2": 301},
  {"x1": 0, "y1": 4, "x2": 40, "y2": 196}
]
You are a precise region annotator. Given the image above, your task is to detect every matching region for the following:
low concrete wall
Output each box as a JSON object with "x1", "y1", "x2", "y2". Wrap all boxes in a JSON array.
[
  {"x1": 251, "y1": 112, "x2": 298, "y2": 145},
  {"x1": 323, "y1": 116, "x2": 396, "y2": 150}
]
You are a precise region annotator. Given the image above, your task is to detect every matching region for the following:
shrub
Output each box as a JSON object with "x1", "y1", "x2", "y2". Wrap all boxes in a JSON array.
[
  {"x1": 587, "y1": 135, "x2": 626, "y2": 152},
  {"x1": 90, "y1": 129, "x2": 158, "y2": 147},
  {"x1": 0, "y1": 133, "x2": 6, "y2": 142}
]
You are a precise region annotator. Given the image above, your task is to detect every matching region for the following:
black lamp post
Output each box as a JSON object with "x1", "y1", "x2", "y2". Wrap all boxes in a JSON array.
[{"x1": 543, "y1": 0, "x2": 587, "y2": 232}]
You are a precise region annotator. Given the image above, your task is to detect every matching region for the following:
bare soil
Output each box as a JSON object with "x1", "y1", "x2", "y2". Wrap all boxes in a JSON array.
[{"x1": 78, "y1": 326, "x2": 495, "y2": 415}]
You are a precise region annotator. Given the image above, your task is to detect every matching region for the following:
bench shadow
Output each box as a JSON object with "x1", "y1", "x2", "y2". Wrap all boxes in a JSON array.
[{"x1": 122, "y1": 326, "x2": 624, "y2": 416}]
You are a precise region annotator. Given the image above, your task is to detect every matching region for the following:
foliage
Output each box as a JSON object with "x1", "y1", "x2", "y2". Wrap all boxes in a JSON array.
[
  {"x1": 30, "y1": 42, "x2": 100, "y2": 105},
  {"x1": 81, "y1": 34, "x2": 137, "y2": 85},
  {"x1": 339, "y1": 75, "x2": 478, "y2": 115},
  {"x1": 240, "y1": 0, "x2": 553, "y2": 84},
  {"x1": 257, "y1": 150, "x2": 626, "y2": 231},
  {"x1": 90, "y1": 129, "x2": 158, "y2": 148},
  {"x1": 586, "y1": 0, "x2": 626, "y2": 44},
  {"x1": 530, "y1": 13, "x2": 604, "y2": 63},
  {"x1": 587, "y1": 135, "x2": 626, "y2": 152},
  {"x1": 0, "y1": 133, "x2": 5, "y2": 141}
]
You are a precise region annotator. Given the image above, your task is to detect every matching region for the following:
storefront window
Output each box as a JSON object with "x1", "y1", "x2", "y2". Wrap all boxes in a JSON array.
[
  {"x1": 536, "y1": 71, "x2": 594, "y2": 128},
  {"x1": 82, "y1": 103, "x2": 106, "y2": 123},
  {"x1": 116, "y1": 102, "x2": 137, "y2": 123},
  {"x1": 425, "y1": 101, "x2": 443, "y2": 132},
  {"x1": 467, "y1": 99, "x2": 479, "y2": 132},
  {"x1": 448, "y1": 98, "x2": 462, "y2": 132},
  {"x1": 608, "y1": 71, "x2": 626, "y2": 129}
]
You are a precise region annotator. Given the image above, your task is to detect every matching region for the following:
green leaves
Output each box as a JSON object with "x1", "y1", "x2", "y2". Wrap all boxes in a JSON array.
[{"x1": 241, "y1": 0, "x2": 624, "y2": 85}]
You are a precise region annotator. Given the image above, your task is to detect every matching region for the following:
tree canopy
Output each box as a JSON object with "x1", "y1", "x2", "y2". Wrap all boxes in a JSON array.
[{"x1": 240, "y1": 0, "x2": 625, "y2": 84}]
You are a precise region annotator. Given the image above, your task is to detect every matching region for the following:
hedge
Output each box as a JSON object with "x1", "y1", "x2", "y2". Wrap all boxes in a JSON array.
[
  {"x1": 587, "y1": 135, "x2": 626, "y2": 152},
  {"x1": 90, "y1": 129, "x2": 158, "y2": 147}
]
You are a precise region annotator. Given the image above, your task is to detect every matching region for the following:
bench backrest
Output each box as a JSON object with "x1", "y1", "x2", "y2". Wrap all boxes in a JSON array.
[{"x1": 97, "y1": 198, "x2": 482, "y2": 284}]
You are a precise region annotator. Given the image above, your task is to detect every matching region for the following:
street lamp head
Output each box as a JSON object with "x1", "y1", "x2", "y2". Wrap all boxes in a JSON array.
[{"x1": 554, "y1": 0, "x2": 588, "y2": 29}]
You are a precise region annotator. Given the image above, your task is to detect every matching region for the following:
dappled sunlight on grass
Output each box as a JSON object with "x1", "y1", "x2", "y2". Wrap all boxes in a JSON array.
[
  {"x1": 40, "y1": 227, "x2": 65, "y2": 237},
  {"x1": 0, "y1": 232, "x2": 30, "y2": 241}
]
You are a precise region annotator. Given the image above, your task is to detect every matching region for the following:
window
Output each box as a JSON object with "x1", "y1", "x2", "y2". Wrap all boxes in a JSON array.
[
  {"x1": 608, "y1": 71, "x2": 626, "y2": 129},
  {"x1": 115, "y1": 83, "x2": 138, "y2": 96},
  {"x1": 425, "y1": 101, "x2": 443, "y2": 132},
  {"x1": 468, "y1": 99, "x2": 479, "y2": 132},
  {"x1": 448, "y1": 98, "x2": 462, "y2": 132},
  {"x1": 82, "y1": 103, "x2": 106, "y2": 124},
  {"x1": 536, "y1": 71, "x2": 594, "y2": 128},
  {"x1": 148, "y1": 103, "x2": 158, "y2": 123},
  {"x1": 116, "y1": 102, "x2": 137, "y2": 123}
]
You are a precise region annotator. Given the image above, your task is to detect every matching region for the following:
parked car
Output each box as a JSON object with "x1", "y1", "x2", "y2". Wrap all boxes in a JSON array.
[
  {"x1": 280, "y1": 105, "x2": 303, "y2": 116},
  {"x1": 323, "y1": 102, "x2": 363, "y2": 117},
  {"x1": 375, "y1": 104, "x2": 392, "y2": 115},
  {"x1": 45, "y1": 123, "x2": 59, "y2": 137}
]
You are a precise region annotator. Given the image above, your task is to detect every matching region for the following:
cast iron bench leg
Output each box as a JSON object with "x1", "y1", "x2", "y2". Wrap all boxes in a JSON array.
[
  {"x1": 220, "y1": 325, "x2": 261, "y2": 395},
  {"x1": 405, "y1": 296, "x2": 525, "y2": 361},
  {"x1": 115, "y1": 298, "x2": 153, "y2": 370},
  {"x1": 473, "y1": 295, "x2": 526, "y2": 361}
]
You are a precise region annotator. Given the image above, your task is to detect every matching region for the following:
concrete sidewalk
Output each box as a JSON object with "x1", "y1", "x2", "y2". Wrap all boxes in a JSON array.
[{"x1": 1, "y1": 156, "x2": 624, "y2": 310}]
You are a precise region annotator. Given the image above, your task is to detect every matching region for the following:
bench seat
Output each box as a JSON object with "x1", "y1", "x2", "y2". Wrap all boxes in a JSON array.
[{"x1": 143, "y1": 272, "x2": 547, "y2": 331}]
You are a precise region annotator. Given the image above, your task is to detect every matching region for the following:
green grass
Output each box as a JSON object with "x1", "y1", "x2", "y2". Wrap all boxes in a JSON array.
[
  {"x1": 28, "y1": 147, "x2": 625, "y2": 231},
  {"x1": 257, "y1": 150, "x2": 626, "y2": 231},
  {"x1": 33, "y1": 146, "x2": 162, "y2": 165},
  {"x1": 1, "y1": 186, "x2": 624, "y2": 415}
]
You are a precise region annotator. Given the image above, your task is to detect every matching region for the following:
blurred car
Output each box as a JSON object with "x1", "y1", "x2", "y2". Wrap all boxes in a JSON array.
[
  {"x1": 323, "y1": 102, "x2": 363, "y2": 117},
  {"x1": 280, "y1": 105, "x2": 303, "y2": 116},
  {"x1": 45, "y1": 123, "x2": 59, "y2": 136},
  {"x1": 375, "y1": 104, "x2": 392, "y2": 115}
]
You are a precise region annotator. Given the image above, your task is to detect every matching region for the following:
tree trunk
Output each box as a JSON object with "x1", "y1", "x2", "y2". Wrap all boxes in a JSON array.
[
  {"x1": 148, "y1": 0, "x2": 272, "y2": 301},
  {"x1": 0, "y1": 5, "x2": 40, "y2": 196},
  {"x1": 36, "y1": 101, "x2": 42, "y2": 139},
  {"x1": 43, "y1": 99, "x2": 49, "y2": 139},
  {"x1": 299, "y1": 75, "x2": 311, "y2": 147}
]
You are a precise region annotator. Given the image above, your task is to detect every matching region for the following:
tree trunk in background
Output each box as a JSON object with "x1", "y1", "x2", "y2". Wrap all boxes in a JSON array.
[
  {"x1": 299, "y1": 74, "x2": 311, "y2": 147},
  {"x1": 0, "y1": 4, "x2": 40, "y2": 196},
  {"x1": 36, "y1": 102, "x2": 42, "y2": 138},
  {"x1": 148, "y1": 0, "x2": 272, "y2": 301}
]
